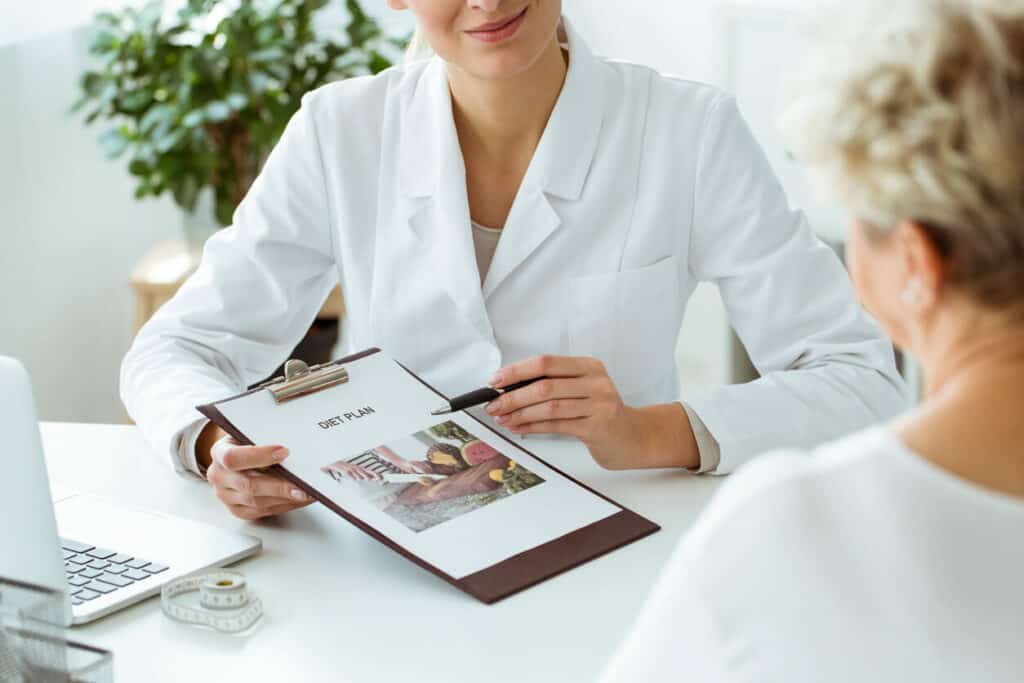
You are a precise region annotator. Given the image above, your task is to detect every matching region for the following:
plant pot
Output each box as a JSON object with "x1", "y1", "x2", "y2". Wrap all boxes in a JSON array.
[{"x1": 181, "y1": 187, "x2": 219, "y2": 255}]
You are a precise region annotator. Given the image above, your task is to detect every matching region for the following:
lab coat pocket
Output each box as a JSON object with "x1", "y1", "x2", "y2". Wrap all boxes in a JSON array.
[{"x1": 567, "y1": 255, "x2": 680, "y2": 399}]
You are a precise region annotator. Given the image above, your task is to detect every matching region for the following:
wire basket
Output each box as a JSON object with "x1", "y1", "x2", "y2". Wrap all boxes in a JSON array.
[{"x1": 0, "y1": 576, "x2": 112, "y2": 682}]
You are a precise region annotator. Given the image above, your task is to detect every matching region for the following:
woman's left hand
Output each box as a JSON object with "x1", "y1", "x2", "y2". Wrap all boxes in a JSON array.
[{"x1": 484, "y1": 355, "x2": 699, "y2": 470}]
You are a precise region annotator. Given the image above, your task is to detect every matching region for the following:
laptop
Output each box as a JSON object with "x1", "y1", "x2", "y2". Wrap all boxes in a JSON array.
[{"x1": 1, "y1": 356, "x2": 261, "y2": 626}]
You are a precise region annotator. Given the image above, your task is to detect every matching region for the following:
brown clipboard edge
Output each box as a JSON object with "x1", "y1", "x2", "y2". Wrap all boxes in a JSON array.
[{"x1": 197, "y1": 348, "x2": 660, "y2": 605}]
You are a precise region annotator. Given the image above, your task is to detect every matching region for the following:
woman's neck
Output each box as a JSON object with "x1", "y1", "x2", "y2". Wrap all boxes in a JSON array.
[
  {"x1": 447, "y1": 36, "x2": 568, "y2": 164},
  {"x1": 897, "y1": 323, "x2": 1024, "y2": 498},
  {"x1": 922, "y1": 330, "x2": 1024, "y2": 400}
]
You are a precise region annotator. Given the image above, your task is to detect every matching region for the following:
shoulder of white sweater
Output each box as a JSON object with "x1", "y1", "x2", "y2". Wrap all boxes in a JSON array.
[{"x1": 683, "y1": 427, "x2": 896, "y2": 550}]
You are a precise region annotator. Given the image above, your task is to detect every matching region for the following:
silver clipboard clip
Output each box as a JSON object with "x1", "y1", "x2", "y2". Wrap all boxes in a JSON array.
[{"x1": 256, "y1": 359, "x2": 350, "y2": 404}]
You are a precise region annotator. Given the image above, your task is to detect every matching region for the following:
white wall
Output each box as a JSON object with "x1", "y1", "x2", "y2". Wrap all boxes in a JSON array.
[
  {"x1": 2, "y1": 1, "x2": 146, "y2": 47},
  {"x1": 0, "y1": 27, "x2": 182, "y2": 423},
  {"x1": 1, "y1": 0, "x2": 815, "y2": 423}
]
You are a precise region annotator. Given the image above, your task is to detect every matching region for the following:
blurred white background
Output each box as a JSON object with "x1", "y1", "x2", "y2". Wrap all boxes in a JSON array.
[{"x1": 0, "y1": 0, "x2": 833, "y2": 424}]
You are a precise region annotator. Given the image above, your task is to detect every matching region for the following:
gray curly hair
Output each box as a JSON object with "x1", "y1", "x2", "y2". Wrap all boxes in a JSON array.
[{"x1": 781, "y1": 0, "x2": 1024, "y2": 309}]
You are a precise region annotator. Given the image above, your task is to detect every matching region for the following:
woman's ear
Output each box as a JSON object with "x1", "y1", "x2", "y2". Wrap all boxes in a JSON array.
[{"x1": 896, "y1": 220, "x2": 948, "y2": 311}]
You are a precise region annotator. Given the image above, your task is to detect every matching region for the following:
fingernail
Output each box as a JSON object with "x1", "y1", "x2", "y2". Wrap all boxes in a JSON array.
[
  {"x1": 495, "y1": 415, "x2": 507, "y2": 424},
  {"x1": 273, "y1": 448, "x2": 289, "y2": 462},
  {"x1": 485, "y1": 401, "x2": 498, "y2": 414},
  {"x1": 489, "y1": 372, "x2": 503, "y2": 387},
  {"x1": 290, "y1": 489, "x2": 306, "y2": 500}
]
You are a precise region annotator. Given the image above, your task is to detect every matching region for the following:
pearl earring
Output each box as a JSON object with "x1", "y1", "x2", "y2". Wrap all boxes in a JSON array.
[{"x1": 901, "y1": 280, "x2": 923, "y2": 307}]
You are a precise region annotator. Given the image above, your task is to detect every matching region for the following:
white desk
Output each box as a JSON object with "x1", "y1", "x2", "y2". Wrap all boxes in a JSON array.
[{"x1": 42, "y1": 422, "x2": 724, "y2": 683}]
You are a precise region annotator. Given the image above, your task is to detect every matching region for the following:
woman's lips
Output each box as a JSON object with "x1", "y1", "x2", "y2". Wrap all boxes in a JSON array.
[{"x1": 464, "y1": 7, "x2": 528, "y2": 44}]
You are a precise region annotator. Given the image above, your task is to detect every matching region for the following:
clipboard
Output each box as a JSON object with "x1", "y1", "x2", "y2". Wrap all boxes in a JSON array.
[{"x1": 197, "y1": 348, "x2": 660, "y2": 604}]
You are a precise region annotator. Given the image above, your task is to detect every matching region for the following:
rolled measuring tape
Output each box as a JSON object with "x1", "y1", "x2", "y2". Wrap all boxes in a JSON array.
[{"x1": 160, "y1": 571, "x2": 263, "y2": 634}]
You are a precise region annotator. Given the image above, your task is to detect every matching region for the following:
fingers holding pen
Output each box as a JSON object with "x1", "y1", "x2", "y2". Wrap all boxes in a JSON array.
[
  {"x1": 483, "y1": 355, "x2": 628, "y2": 441},
  {"x1": 484, "y1": 375, "x2": 594, "y2": 419},
  {"x1": 488, "y1": 354, "x2": 594, "y2": 388}
]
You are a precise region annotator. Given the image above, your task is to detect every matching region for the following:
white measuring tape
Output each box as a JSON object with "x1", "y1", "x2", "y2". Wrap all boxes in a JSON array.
[{"x1": 160, "y1": 571, "x2": 263, "y2": 634}]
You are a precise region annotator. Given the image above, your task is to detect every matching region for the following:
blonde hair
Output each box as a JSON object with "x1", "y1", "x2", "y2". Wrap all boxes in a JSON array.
[
  {"x1": 405, "y1": 28, "x2": 435, "y2": 62},
  {"x1": 781, "y1": 0, "x2": 1024, "y2": 308}
]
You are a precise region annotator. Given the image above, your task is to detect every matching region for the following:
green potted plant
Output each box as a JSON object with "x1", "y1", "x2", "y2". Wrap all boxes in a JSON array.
[
  {"x1": 73, "y1": 0, "x2": 403, "y2": 246},
  {"x1": 74, "y1": 0, "x2": 405, "y2": 369}
]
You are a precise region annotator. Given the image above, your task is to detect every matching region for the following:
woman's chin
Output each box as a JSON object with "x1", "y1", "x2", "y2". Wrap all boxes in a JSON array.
[{"x1": 454, "y1": 48, "x2": 545, "y2": 81}]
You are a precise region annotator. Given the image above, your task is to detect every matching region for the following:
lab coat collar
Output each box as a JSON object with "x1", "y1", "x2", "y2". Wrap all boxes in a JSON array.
[
  {"x1": 398, "y1": 17, "x2": 606, "y2": 202},
  {"x1": 394, "y1": 54, "x2": 486, "y2": 339},
  {"x1": 480, "y1": 19, "x2": 607, "y2": 297},
  {"x1": 530, "y1": 17, "x2": 606, "y2": 201}
]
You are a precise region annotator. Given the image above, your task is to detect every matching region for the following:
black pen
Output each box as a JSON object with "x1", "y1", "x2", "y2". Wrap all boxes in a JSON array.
[{"x1": 430, "y1": 377, "x2": 548, "y2": 416}]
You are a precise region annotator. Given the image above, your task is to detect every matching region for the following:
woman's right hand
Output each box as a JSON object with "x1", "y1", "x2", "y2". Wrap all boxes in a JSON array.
[{"x1": 206, "y1": 435, "x2": 314, "y2": 520}]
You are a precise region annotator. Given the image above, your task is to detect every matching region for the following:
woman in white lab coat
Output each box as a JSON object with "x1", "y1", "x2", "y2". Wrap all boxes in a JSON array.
[{"x1": 121, "y1": 0, "x2": 906, "y2": 520}]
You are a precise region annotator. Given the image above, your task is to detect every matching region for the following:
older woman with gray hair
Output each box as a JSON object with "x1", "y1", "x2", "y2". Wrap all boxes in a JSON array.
[{"x1": 601, "y1": 1, "x2": 1024, "y2": 681}]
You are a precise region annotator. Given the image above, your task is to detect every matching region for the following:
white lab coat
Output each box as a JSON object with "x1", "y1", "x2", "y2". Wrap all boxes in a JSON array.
[{"x1": 121, "y1": 21, "x2": 907, "y2": 476}]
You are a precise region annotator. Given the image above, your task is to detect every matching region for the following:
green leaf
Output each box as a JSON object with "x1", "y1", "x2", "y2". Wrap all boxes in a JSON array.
[
  {"x1": 249, "y1": 72, "x2": 272, "y2": 94},
  {"x1": 256, "y1": 24, "x2": 277, "y2": 44},
  {"x1": 80, "y1": 72, "x2": 104, "y2": 97},
  {"x1": 172, "y1": 174, "x2": 200, "y2": 212},
  {"x1": 182, "y1": 109, "x2": 205, "y2": 127},
  {"x1": 94, "y1": 11, "x2": 120, "y2": 26},
  {"x1": 139, "y1": 104, "x2": 176, "y2": 133},
  {"x1": 96, "y1": 83, "x2": 118, "y2": 106},
  {"x1": 98, "y1": 128, "x2": 130, "y2": 159},
  {"x1": 138, "y1": 1, "x2": 162, "y2": 29},
  {"x1": 250, "y1": 47, "x2": 287, "y2": 63},
  {"x1": 204, "y1": 101, "x2": 231, "y2": 122},
  {"x1": 368, "y1": 51, "x2": 390, "y2": 75},
  {"x1": 91, "y1": 31, "x2": 120, "y2": 53},
  {"x1": 154, "y1": 128, "x2": 186, "y2": 153},
  {"x1": 214, "y1": 196, "x2": 235, "y2": 227},
  {"x1": 348, "y1": 21, "x2": 380, "y2": 46},
  {"x1": 346, "y1": 0, "x2": 369, "y2": 25},
  {"x1": 120, "y1": 90, "x2": 153, "y2": 112},
  {"x1": 69, "y1": 96, "x2": 91, "y2": 114},
  {"x1": 157, "y1": 156, "x2": 184, "y2": 177},
  {"x1": 133, "y1": 142, "x2": 157, "y2": 164},
  {"x1": 128, "y1": 159, "x2": 151, "y2": 176},
  {"x1": 176, "y1": 81, "x2": 193, "y2": 108}
]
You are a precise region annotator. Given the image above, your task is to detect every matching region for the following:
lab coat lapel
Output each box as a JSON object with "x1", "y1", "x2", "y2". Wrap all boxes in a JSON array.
[
  {"x1": 480, "y1": 191, "x2": 561, "y2": 300},
  {"x1": 398, "y1": 58, "x2": 495, "y2": 342},
  {"x1": 482, "y1": 19, "x2": 606, "y2": 300}
]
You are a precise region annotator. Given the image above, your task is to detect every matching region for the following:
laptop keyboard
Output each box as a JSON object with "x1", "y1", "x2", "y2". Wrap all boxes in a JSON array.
[{"x1": 61, "y1": 538, "x2": 169, "y2": 607}]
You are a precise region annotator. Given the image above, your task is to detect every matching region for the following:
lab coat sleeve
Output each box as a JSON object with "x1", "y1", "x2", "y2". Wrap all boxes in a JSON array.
[
  {"x1": 682, "y1": 403, "x2": 721, "y2": 474},
  {"x1": 120, "y1": 94, "x2": 337, "y2": 475},
  {"x1": 683, "y1": 95, "x2": 908, "y2": 474}
]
